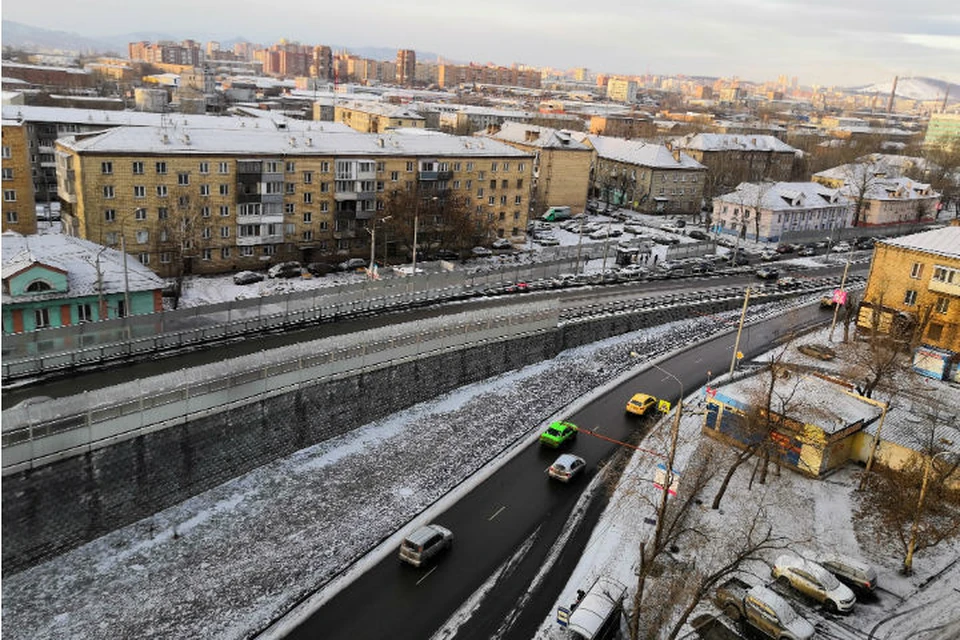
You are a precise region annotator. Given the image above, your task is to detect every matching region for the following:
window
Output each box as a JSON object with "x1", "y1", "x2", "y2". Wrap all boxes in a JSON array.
[
  {"x1": 178, "y1": 172, "x2": 190, "y2": 186},
  {"x1": 220, "y1": 247, "x2": 231, "y2": 259},
  {"x1": 302, "y1": 230, "x2": 314, "y2": 241},
  {"x1": 104, "y1": 209, "x2": 116, "y2": 222},
  {"x1": 910, "y1": 262, "x2": 923, "y2": 279},
  {"x1": 220, "y1": 205, "x2": 230, "y2": 217},
  {"x1": 466, "y1": 162, "x2": 474, "y2": 171},
  {"x1": 135, "y1": 208, "x2": 147, "y2": 221},
  {"x1": 199, "y1": 161, "x2": 209, "y2": 174},
  {"x1": 160, "y1": 252, "x2": 172, "y2": 264},
  {"x1": 488, "y1": 196, "x2": 495, "y2": 205},
  {"x1": 490, "y1": 179, "x2": 497, "y2": 190},
  {"x1": 132, "y1": 161, "x2": 144, "y2": 175},
  {"x1": 78, "y1": 303, "x2": 93, "y2": 323},
  {"x1": 264, "y1": 181, "x2": 283, "y2": 195},
  {"x1": 517, "y1": 162, "x2": 524, "y2": 172},
  {"x1": 477, "y1": 187, "x2": 484, "y2": 197},
  {"x1": 376, "y1": 161, "x2": 385, "y2": 172},
  {"x1": 932, "y1": 266, "x2": 958, "y2": 284},
  {"x1": 265, "y1": 161, "x2": 280, "y2": 173},
  {"x1": 514, "y1": 195, "x2": 522, "y2": 205},
  {"x1": 936, "y1": 297, "x2": 950, "y2": 314},
  {"x1": 156, "y1": 185, "x2": 168, "y2": 197},
  {"x1": 516, "y1": 178, "x2": 523, "y2": 189},
  {"x1": 286, "y1": 161, "x2": 296, "y2": 173},
  {"x1": 155, "y1": 162, "x2": 167, "y2": 174},
  {"x1": 218, "y1": 162, "x2": 229, "y2": 174},
  {"x1": 202, "y1": 248, "x2": 212, "y2": 261},
  {"x1": 6, "y1": 211, "x2": 18, "y2": 223},
  {"x1": 478, "y1": 171, "x2": 485, "y2": 180},
  {"x1": 34, "y1": 308, "x2": 50, "y2": 328},
  {"x1": 390, "y1": 171, "x2": 399, "y2": 181},
  {"x1": 500, "y1": 195, "x2": 507, "y2": 205},
  {"x1": 285, "y1": 203, "x2": 296, "y2": 214},
  {"x1": 406, "y1": 161, "x2": 415, "y2": 172},
  {"x1": 303, "y1": 211, "x2": 312, "y2": 223},
  {"x1": 320, "y1": 202, "x2": 329, "y2": 212},
  {"x1": 136, "y1": 230, "x2": 149, "y2": 244},
  {"x1": 202, "y1": 227, "x2": 212, "y2": 239},
  {"x1": 1, "y1": 145, "x2": 10, "y2": 159},
  {"x1": 220, "y1": 184, "x2": 229, "y2": 196},
  {"x1": 303, "y1": 193, "x2": 313, "y2": 204},
  {"x1": 101, "y1": 161, "x2": 113, "y2": 175},
  {"x1": 105, "y1": 232, "x2": 118, "y2": 245},
  {"x1": 200, "y1": 184, "x2": 210, "y2": 196},
  {"x1": 502, "y1": 162, "x2": 510, "y2": 171},
  {"x1": 102, "y1": 186, "x2": 114, "y2": 199},
  {"x1": 903, "y1": 289, "x2": 917, "y2": 306},
  {"x1": 138, "y1": 253, "x2": 150, "y2": 265},
  {"x1": 158, "y1": 207, "x2": 169, "y2": 220},
  {"x1": 263, "y1": 245, "x2": 276, "y2": 256},
  {"x1": 1, "y1": 168, "x2": 12, "y2": 180},
  {"x1": 132, "y1": 185, "x2": 147, "y2": 199},
  {"x1": 160, "y1": 227, "x2": 169, "y2": 241},
  {"x1": 239, "y1": 203, "x2": 261, "y2": 216},
  {"x1": 320, "y1": 182, "x2": 330, "y2": 193},
  {"x1": 286, "y1": 182, "x2": 296, "y2": 195},
  {"x1": 303, "y1": 171, "x2": 314, "y2": 184},
  {"x1": 320, "y1": 161, "x2": 330, "y2": 173},
  {"x1": 491, "y1": 162, "x2": 498, "y2": 172},
  {"x1": 928, "y1": 323, "x2": 944, "y2": 341}
]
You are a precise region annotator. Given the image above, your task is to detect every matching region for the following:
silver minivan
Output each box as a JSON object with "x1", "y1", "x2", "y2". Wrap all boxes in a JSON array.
[{"x1": 398, "y1": 524, "x2": 453, "y2": 567}]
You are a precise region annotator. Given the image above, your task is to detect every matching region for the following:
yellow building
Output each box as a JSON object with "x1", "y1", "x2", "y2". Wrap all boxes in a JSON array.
[
  {"x1": 331, "y1": 101, "x2": 425, "y2": 133},
  {"x1": 858, "y1": 227, "x2": 960, "y2": 355},
  {"x1": 481, "y1": 121, "x2": 592, "y2": 216},
  {"x1": 54, "y1": 126, "x2": 532, "y2": 277},
  {"x1": 2, "y1": 119, "x2": 37, "y2": 234}
]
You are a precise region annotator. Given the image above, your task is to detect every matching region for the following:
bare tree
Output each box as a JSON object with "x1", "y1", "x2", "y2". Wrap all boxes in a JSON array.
[
  {"x1": 843, "y1": 291, "x2": 910, "y2": 398},
  {"x1": 381, "y1": 186, "x2": 494, "y2": 257}
]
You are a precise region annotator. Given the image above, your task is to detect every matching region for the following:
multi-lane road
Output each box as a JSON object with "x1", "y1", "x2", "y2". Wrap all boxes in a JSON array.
[{"x1": 274, "y1": 299, "x2": 833, "y2": 640}]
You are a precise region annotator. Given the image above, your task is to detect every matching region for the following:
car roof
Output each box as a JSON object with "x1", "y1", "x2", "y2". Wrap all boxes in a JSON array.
[
  {"x1": 553, "y1": 453, "x2": 584, "y2": 466},
  {"x1": 631, "y1": 393, "x2": 655, "y2": 402},
  {"x1": 406, "y1": 524, "x2": 446, "y2": 545},
  {"x1": 776, "y1": 555, "x2": 835, "y2": 582},
  {"x1": 747, "y1": 585, "x2": 798, "y2": 623}
]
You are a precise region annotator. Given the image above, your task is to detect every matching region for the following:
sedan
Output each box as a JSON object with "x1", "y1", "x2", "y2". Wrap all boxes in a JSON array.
[
  {"x1": 797, "y1": 246, "x2": 816, "y2": 257},
  {"x1": 772, "y1": 555, "x2": 856, "y2": 613},
  {"x1": 539, "y1": 420, "x2": 578, "y2": 448},
  {"x1": 832, "y1": 242, "x2": 852, "y2": 253},
  {"x1": 547, "y1": 454, "x2": 586, "y2": 482},
  {"x1": 625, "y1": 393, "x2": 658, "y2": 416},
  {"x1": 471, "y1": 246, "x2": 493, "y2": 257},
  {"x1": 338, "y1": 258, "x2": 367, "y2": 271},
  {"x1": 755, "y1": 267, "x2": 779, "y2": 280},
  {"x1": 233, "y1": 270, "x2": 264, "y2": 285},
  {"x1": 268, "y1": 262, "x2": 303, "y2": 278},
  {"x1": 492, "y1": 238, "x2": 513, "y2": 250}
]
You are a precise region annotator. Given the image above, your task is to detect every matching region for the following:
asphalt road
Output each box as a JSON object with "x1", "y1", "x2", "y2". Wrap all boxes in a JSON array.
[{"x1": 279, "y1": 300, "x2": 833, "y2": 640}]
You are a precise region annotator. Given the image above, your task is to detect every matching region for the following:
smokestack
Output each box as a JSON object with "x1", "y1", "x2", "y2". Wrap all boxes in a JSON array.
[
  {"x1": 887, "y1": 75, "x2": 898, "y2": 114},
  {"x1": 942, "y1": 85, "x2": 950, "y2": 114}
]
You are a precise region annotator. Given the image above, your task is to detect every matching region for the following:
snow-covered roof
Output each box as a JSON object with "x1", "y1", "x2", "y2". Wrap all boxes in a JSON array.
[
  {"x1": 2, "y1": 62, "x2": 90, "y2": 75},
  {"x1": 484, "y1": 121, "x2": 591, "y2": 150},
  {"x1": 879, "y1": 227, "x2": 960, "y2": 259},
  {"x1": 814, "y1": 160, "x2": 898, "y2": 183},
  {"x1": 864, "y1": 386, "x2": 960, "y2": 456},
  {"x1": 56, "y1": 125, "x2": 533, "y2": 158},
  {"x1": 335, "y1": 100, "x2": 425, "y2": 120},
  {"x1": 1, "y1": 233, "x2": 164, "y2": 302},
  {"x1": 674, "y1": 132, "x2": 796, "y2": 153},
  {"x1": 574, "y1": 134, "x2": 705, "y2": 170},
  {"x1": 857, "y1": 176, "x2": 936, "y2": 201},
  {"x1": 714, "y1": 182, "x2": 848, "y2": 211}
]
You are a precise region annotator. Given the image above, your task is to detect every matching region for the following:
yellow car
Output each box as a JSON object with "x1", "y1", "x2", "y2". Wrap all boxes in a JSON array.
[{"x1": 626, "y1": 393, "x2": 658, "y2": 416}]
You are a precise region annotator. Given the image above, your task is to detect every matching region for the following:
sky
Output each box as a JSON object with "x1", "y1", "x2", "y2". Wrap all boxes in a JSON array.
[{"x1": 3, "y1": 0, "x2": 960, "y2": 87}]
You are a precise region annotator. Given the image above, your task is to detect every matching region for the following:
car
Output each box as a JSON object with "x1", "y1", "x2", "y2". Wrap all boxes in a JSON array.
[
  {"x1": 727, "y1": 254, "x2": 750, "y2": 266},
  {"x1": 623, "y1": 224, "x2": 646, "y2": 235},
  {"x1": 433, "y1": 249, "x2": 460, "y2": 260},
  {"x1": 306, "y1": 262, "x2": 337, "y2": 277},
  {"x1": 687, "y1": 229, "x2": 710, "y2": 241},
  {"x1": 775, "y1": 244, "x2": 795, "y2": 254},
  {"x1": 398, "y1": 523, "x2": 454, "y2": 567},
  {"x1": 690, "y1": 261, "x2": 714, "y2": 274},
  {"x1": 855, "y1": 237, "x2": 877, "y2": 250},
  {"x1": 539, "y1": 420, "x2": 578, "y2": 447},
  {"x1": 771, "y1": 555, "x2": 856, "y2": 613},
  {"x1": 505, "y1": 281, "x2": 529, "y2": 294},
  {"x1": 755, "y1": 267, "x2": 779, "y2": 280},
  {"x1": 626, "y1": 392, "x2": 658, "y2": 416},
  {"x1": 337, "y1": 258, "x2": 367, "y2": 271},
  {"x1": 492, "y1": 238, "x2": 513, "y2": 250},
  {"x1": 547, "y1": 454, "x2": 586, "y2": 482},
  {"x1": 268, "y1": 262, "x2": 302, "y2": 278},
  {"x1": 818, "y1": 556, "x2": 878, "y2": 594},
  {"x1": 797, "y1": 246, "x2": 816, "y2": 257},
  {"x1": 777, "y1": 277, "x2": 801, "y2": 289},
  {"x1": 589, "y1": 229, "x2": 610, "y2": 240},
  {"x1": 536, "y1": 237, "x2": 560, "y2": 246},
  {"x1": 832, "y1": 242, "x2": 852, "y2": 253},
  {"x1": 760, "y1": 250, "x2": 779, "y2": 262},
  {"x1": 471, "y1": 246, "x2": 493, "y2": 257},
  {"x1": 233, "y1": 270, "x2": 264, "y2": 285},
  {"x1": 797, "y1": 343, "x2": 836, "y2": 361}
]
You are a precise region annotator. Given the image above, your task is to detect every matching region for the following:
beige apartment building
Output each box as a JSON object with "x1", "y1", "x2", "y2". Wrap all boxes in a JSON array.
[
  {"x1": 54, "y1": 126, "x2": 532, "y2": 277},
  {"x1": 2, "y1": 119, "x2": 37, "y2": 234},
  {"x1": 672, "y1": 133, "x2": 798, "y2": 199},
  {"x1": 481, "y1": 122, "x2": 592, "y2": 216},
  {"x1": 606, "y1": 78, "x2": 638, "y2": 103},
  {"x1": 859, "y1": 227, "x2": 960, "y2": 356},
  {"x1": 331, "y1": 101, "x2": 426, "y2": 133}
]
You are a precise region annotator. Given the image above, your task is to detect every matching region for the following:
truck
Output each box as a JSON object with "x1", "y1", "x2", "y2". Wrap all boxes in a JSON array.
[{"x1": 714, "y1": 577, "x2": 814, "y2": 640}]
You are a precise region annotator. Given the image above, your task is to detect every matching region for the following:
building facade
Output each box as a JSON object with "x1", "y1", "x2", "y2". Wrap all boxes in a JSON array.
[
  {"x1": 673, "y1": 133, "x2": 798, "y2": 198},
  {"x1": 858, "y1": 226, "x2": 960, "y2": 356},
  {"x1": 396, "y1": 49, "x2": 416, "y2": 86},
  {"x1": 712, "y1": 182, "x2": 853, "y2": 243},
  {"x1": 605, "y1": 79, "x2": 638, "y2": 103},
  {"x1": 332, "y1": 102, "x2": 426, "y2": 133},
  {"x1": 437, "y1": 64, "x2": 541, "y2": 90},
  {"x1": 923, "y1": 113, "x2": 960, "y2": 149},
  {"x1": 2, "y1": 120, "x2": 37, "y2": 234},
  {"x1": 54, "y1": 127, "x2": 533, "y2": 277}
]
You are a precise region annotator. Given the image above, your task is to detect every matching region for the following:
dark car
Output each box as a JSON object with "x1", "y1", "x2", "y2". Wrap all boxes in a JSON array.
[
  {"x1": 434, "y1": 249, "x2": 460, "y2": 260},
  {"x1": 233, "y1": 270, "x2": 265, "y2": 285},
  {"x1": 775, "y1": 244, "x2": 795, "y2": 254},
  {"x1": 755, "y1": 267, "x2": 779, "y2": 280},
  {"x1": 688, "y1": 229, "x2": 710, "y2": 241},
  {"x1": 267, "y1": 262, "x2": 302, "y2": 278},
  {"x1": 727, "y1": 254, "x2": 750, "y2": 266},
  {"x1": 338, "y1": 258, "x2": 368, "y2": 271},
  {"x1": 306, "y1": 262, "x2": 336, "y2": 277}
]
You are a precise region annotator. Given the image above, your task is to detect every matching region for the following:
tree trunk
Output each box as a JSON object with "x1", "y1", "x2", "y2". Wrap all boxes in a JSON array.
[{"x1": 712, "y1": 447, "x2": 754, "y2": 509}]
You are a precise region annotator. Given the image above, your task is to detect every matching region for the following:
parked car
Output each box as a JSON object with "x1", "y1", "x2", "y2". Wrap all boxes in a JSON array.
[
  {"x1": 492, "y1": 238, "x2": 513, "y2": 250},
  {"x1": 760, "y1": 250, "x2": 779, "y2": 262},
  {"x1": 832, "y1": 242, "x2": 852, "y2": 253},
  {"x1": 268, "y1": 262, "x2": 302, "y2": 278},
  {"x1": 688, "y1": 229, "x2": 710, "y2": 241},
  {"x1": 715, "y1": 577, "x2": 814, "y2": 640},
  {"x1": 777, "y1": 277, "x2": 801, "y2": 289},
  {"x1": 755, "y1": 267, "x2": 779, "y2": 280},
  {"x1": 541, "y1": 206, "x2": 572, "y2": 222},
  {"x1": 625, "y1": 392, "x2": 658, "y2": 416},
  {"x1": 818, "y1": 555, "x2": 878, "y2": 594},
  {"x1": 771, "y1": 555, "x2": 856, "y2": 613},
  {"x1": 471, "y1": 246, "x2": 493, "y2": 257},
  {"x1": 589, "y1": 229, "x2": 610, "y2": 240},
  {"x1": 797, "y1": 246, "x2": 816, "y2": 257},
  {"x1": 690, "y1": 261, "x2": 714, "y2": 274},
  {"x1": 434, "y1": 249, "x2": 460, "y2": 260},
  {"x1": 775, "y1": 244, "x2": 795, "y2": 254},
  {"x1": 539, "y1": 420, "x2": 578, "y2": 447},
  {"x1": 727, "y1": 253, "x2": 750, "y2": 266},
  {"x1": 547, "y1": 454, "x2": 586, "y2": 482},
  {"x1": 398, "y1": 523, "x2": 454, "y2": 567},
  {"x1": 536, "y1": 237, "x2": 560, "y2": 246},
  {"x1": 233, "y1": 270, "x2": 264, "y2": 285},
  {"x1": 306, "y1": 262, "x2": 336, "y2": 277},
  {"x1": 338, "y1": 258, "x2": 367, "y2": 271},
  {"x1": 797, "y1": 344, "x2": 836, "y2": 360},
  {"x1": 855, "y1": 237, "x2": 877, "y2": 250}
]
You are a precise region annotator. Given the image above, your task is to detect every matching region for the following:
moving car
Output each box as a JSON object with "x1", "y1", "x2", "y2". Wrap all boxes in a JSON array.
[
  {"x1": 625, "y1": 393, "x2": 658, "y2": 416},
  {"x1": 398, "y1": 524, "x2": 454, "y2": 567},
  {"x1": 539, "y1": 420, "x2": 578, "y2": 447},
  {"x1": 268, "y1": 262, "x2": 302, "y2": 278},
  {"x1": 818, "y1": 555, "x2": 878, "y2": 594},
  {"x1": 547, "y1": 453, "x2": 586, "y2": 482},
  {"x1": 771, "y1": 555, "x2": 856, "y2": 613},
  {"x1": 233, "y1": 270, "x2": 264, "y2": 285}
]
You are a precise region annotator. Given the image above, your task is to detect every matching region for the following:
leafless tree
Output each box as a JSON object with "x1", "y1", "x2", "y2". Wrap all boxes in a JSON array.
[{"x1": 381, "y1": 186, "x2": 494, "y2": 257}]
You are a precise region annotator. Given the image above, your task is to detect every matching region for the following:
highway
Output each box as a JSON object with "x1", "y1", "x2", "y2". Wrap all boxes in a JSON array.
[{"x1": 277, "y1": 299, "x2": 833, "y2": 640}]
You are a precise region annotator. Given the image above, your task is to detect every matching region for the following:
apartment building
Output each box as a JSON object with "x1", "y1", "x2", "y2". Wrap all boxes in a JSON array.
[
  {"x1": 481, "y1": 122, "x2": 591, "y2": 215},
  {"x1": 396, "y1": 49, "x2": 416, "y2": 86},
  {"x1": 437, "y1": 64, "x2": 541, "y2": 90},
  {"x1": 573, "y1": 134, "x2": 706, "y2": 215},
  {"x1": 605, "y1": 78, "x2": 638, "y2": 103},
  {"x1": 858, "y1": 226, "x2": 960, "y2": 357},
  {"x1": 813, "y1": 161, "x2": 941, "y2": 226},
  {"x1": 332, "y1": 101, "x2": 426, "y2": 133},
  {"x1": 2, "y1": 119, "x2": 37, "y2": 234},
  {"x1": 923, "y1": 113, "x2": 960, "y2": 149},
  {"x1": 54, "y1": 127, "x2": 533, "y2": 277},
  {"x1": 711, "y1": 182, "x2": 852, "y2": 243},
  {"x1": 128, "y1": 40, "x2": 202, "y2": 67},
  {"x1": 672, "y1": 133, "x2": 798, "y2": 198}
]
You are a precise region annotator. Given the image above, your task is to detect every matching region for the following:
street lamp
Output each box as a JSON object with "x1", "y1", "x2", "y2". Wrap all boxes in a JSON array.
[
  {"x1": 649, "y1": 362, "x2": 684, "y2": 551},
  {"x1": 903, "y1": 450, "x2": 956, "y2": 575},
  {"x1": 411, "y1": 196, "x2": 437, "y2": 276},
  {"x1": 368, "y1": 215, "x2": 392, "y2": 277}
]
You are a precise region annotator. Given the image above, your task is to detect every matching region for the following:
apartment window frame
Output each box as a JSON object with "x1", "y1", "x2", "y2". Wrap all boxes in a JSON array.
[{"x1": 903, "y1": 289, "x2": 918, "y2": 306}]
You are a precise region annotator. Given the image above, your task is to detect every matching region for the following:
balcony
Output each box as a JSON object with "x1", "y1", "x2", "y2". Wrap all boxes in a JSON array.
[
  {"x1": 437, "y1": 170, "x2": 453, "y2": 181},
  {"x1": 335, "y1": 189, "x2": 376, "y2": 201},
  {"x1": 236, "y1": 234, "x2": 283, "y2": 246},
  {"x1": 333, "y1": 229, "x2": 357, "y2": 239},
  {"x1": 236, "y1": 212, "x2": 284, "y2": 224},
  {"x1": 928, "y1": 279, "x2": 960, "y2": 297},
  {"x1": 418, "y1": 171, "x2": 438, "y2": 181}
]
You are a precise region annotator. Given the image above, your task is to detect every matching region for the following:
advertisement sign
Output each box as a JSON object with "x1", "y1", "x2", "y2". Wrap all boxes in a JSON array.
[
  {"x1": 653, "y1": 463, "x2": 680, "y2": 496},
  {"x1": 832, "y1": 289, "x2": 848, "y2": 305}
]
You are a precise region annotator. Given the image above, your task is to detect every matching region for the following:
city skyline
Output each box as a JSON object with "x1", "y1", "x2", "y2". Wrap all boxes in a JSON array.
[{"x1": 3, "y1": 0, "x2": 960, "y2": 88}]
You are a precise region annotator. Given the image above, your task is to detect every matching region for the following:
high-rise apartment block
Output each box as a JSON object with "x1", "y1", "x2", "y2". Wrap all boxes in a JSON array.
[
  {"x1": 396, "y1": 49, "x2": 416, "y2": 86},
  {"x1": 128, "y1": 40, "x2": 202, "y2": 66},
  {"x1": 606, "y1": 78, "x2": 638, "y2": 103}
]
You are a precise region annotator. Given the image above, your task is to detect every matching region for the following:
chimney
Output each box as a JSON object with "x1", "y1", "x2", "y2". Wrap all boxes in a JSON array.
[{"x1": 887, "y1": 75, "x2": 898, "y2": 114}]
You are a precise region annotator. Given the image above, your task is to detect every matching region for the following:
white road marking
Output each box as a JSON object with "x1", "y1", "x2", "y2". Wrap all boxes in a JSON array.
[
  {"x1": 416, "y1": 566, "x2": 437, "y2": 586},
  {"x1": 488, "y1": 505, "x2": 506, "y2": 521}
]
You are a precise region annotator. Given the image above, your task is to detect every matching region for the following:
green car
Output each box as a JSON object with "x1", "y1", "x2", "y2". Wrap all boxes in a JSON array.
[{"x1": 539, "y1": 420, "x2": 578, "y2": 448}]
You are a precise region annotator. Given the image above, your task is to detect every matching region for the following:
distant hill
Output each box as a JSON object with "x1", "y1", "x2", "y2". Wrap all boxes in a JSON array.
[
  {"x1": 1, "y1": 20, "x2": 441, "y2": 64},
  {"x1": 852, "y1": 77, "x2": 959, "y2": 104}
]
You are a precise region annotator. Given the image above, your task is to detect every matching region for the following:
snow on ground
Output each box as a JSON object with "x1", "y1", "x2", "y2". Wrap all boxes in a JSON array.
[
  {"x1": 1, "y1": 293, "x2": 826, "y2": 640},
  {"x1": 533, "y1": 324, "x2": 960, "y2": 640}
]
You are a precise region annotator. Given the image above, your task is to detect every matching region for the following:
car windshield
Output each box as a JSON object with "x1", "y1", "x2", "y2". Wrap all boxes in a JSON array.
[
  {"x1": 818, "y1": 569, "x2": 840, "y2": 590},
  {"x1": 546, "y1": 428, "x2": 561, "y2": 437}
]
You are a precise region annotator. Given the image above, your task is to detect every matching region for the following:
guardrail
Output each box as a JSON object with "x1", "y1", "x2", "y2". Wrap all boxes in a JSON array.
[{"x1": 1, "y1": 302, "x2": 560, "y2": 475}]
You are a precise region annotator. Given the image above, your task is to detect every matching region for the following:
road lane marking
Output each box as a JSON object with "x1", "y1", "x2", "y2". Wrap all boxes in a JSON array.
[
  {"x1": 417, "y1": 566, "x2": 437, "y2": 585},
  {"x1": 488, "y1": 505, "x2": 506, "y2": 521}
]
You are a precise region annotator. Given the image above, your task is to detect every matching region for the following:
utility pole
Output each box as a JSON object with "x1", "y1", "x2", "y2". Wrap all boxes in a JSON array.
[
  {"x1": 828, "y1": 256, "x2": 852, "y2": 342},
  {"x1": 119, "y1": 232, "x2": 131, "y2": 317},
  {"x1": 729, "y1": 287, "x2": 751, "y2": 378}
]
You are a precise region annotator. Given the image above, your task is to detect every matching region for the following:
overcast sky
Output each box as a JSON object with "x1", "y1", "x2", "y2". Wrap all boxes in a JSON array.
[{"x1": 4, "y1": 0, "x2": 960, "y2": 87}]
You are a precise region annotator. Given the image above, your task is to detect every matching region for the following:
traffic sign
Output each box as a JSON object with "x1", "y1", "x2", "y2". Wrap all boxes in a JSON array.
[{"x1": 657, "y1": 399, "x2": 672, "y2": 413}]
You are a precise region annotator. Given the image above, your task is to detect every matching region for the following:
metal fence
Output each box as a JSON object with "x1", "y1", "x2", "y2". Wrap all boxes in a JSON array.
[{"x1": 1, "y1": 301, "x2": 560, "y2": 475}]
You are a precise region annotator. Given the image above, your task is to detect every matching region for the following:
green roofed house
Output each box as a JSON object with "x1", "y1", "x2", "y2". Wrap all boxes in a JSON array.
[{"x1": 2, "y1": 231, "x2": 164, "y2": 334}]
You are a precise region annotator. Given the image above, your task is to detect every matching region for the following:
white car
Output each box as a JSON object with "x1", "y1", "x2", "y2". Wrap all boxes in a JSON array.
[
  {"x1": 772, "y1": 555, "x2": 856, "y2": 612},
  {"x1": 547, "y1": 454, "x2": 586, "y2": 482},
  {"x1": 471, "y1": 246, "x2": 493, "y2": 257},
  {"x1": 492, "y1": 238, "x2": 513, "y2": 250},
  {"x1": 832, "y1": 242, "x2": 852, "y2": 253}
]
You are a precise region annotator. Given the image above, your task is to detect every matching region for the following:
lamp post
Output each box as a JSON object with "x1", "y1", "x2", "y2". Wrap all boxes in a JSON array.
[
  {"x1": 368, "y1": 215, "x2": 392, "y2": 278},
  {"x1": 729, "y1": 287, "x2": 752, "y2": 378},
  {"x1": 411, "y1": 196, "x2": 436, "y2": 276},
  {"x1": 650, "y1": 362, "x2": 684, "y2": 551},
  {"x1": 903, "y1": 450, "x2": 955, "y2": 575}
]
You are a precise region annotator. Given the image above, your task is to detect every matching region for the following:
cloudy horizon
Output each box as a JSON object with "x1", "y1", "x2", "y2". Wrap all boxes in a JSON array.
[{"x1": 3, "y1": 0, "x2": 959, "y2": 88}]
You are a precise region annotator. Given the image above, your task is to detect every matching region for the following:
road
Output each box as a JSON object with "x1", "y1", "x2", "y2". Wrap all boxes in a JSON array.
[{"x1": 278, "y1": 300, "x2": 832, "y2": 640}]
